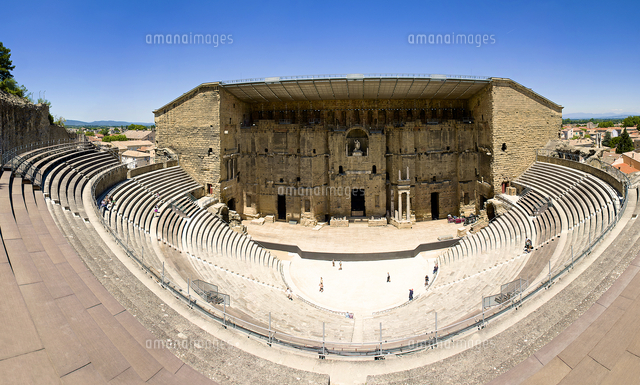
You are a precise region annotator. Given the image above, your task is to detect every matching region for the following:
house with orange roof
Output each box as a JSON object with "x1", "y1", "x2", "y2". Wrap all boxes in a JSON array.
[{"x1": 613, "y1": 151, "x2": 640, "y2": 174}]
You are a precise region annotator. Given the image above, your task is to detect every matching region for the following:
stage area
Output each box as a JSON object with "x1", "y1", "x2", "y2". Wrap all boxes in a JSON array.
[
  {"x1": 244, "y1": 219, "x2": 463, "y2": 254},
  {"x1": 286, "y1": 252, "x2": 439, "y2": 314}
]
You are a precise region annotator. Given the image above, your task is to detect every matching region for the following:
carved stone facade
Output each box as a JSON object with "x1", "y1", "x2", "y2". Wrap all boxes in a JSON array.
[{"x1": 154, "y1": 77, "x2": 562, "y2": 222}]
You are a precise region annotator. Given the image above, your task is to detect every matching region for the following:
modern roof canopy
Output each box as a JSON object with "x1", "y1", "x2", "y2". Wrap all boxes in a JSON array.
[
  {"x1": 219, "y1": 73, "x2": 491, "y2": 103},
  {"x1": 153, "y1": 74, "x2": 563, "y2": 114}
]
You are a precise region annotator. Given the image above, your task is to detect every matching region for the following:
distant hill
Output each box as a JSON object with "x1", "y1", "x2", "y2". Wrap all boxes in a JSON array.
[
  {"x1": 65, "y1": 120, "x2": 154, "y2": 127},
  {"x1": 563, "y1": 112, "x2": 640, "y2": 120}
]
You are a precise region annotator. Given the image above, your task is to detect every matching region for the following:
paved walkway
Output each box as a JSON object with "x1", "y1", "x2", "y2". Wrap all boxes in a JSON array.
[
  {"x1": 244, "y1": 219, "x2": 463, "y2": 253},
  {"x1": 487, "y1": 245, "x2": 640, "y2": 385}
]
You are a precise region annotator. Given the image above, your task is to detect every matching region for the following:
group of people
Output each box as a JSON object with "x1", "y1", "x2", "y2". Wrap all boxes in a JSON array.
[
  {"x1": 331, "y1": 259, "x2": 343, "y2": 270},
  {"x1": 403, "y1": 263, "x2": 440, "y2": 301},
  {"x1": 100, "y1": 195, "x2": 116, "y2": 212}
]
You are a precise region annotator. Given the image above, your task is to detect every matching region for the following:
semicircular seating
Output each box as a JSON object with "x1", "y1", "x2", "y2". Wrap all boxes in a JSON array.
[{"x1": 0, "y1": 142, "x2": 215, "y2": 384}]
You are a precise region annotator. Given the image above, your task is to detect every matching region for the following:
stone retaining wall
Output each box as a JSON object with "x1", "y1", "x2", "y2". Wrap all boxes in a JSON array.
[{"x1": 0, "y1": 90, "x2": 70, "y2": 152}]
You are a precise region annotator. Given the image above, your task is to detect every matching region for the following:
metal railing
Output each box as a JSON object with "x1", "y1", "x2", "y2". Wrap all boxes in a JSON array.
[
  {"x1": 1, "y1": 137, "x2": 81, "y2": 166},
  {"x1": 191, "y1": 279, "x2": 230, "y2": 306},
  {"x1": 536, "y1": 149, "x2": 628, "y2": 185},
  {"x1": 74, "y1": 149, "x2": 631, "y2": 357},
  {"x1": 7, "y1": 140, "x2": 96, "y2": 187}
]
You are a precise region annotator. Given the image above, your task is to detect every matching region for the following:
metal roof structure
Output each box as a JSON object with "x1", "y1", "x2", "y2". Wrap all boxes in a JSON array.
[{"x1": 218, "y1": 73, "x2": 491, "y2": 103}]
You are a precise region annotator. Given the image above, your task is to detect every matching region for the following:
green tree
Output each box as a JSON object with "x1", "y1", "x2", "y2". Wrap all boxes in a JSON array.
[
  {"x1": 622, "y1": 116, "x2": 640, "y2": 128},
  {"x1": 0, "y1": 42, "x2": 15, "y2": 81},
  {"x1": 85, "y1": 131, "x2": 95, "y2": 136},
  {"x1": 100, "y1": 128, "x2": 109, "y2": 136},
  {"x1": 616, "y1": 128, "x2": 635, "y2": 154},
  {"x1": 0, "y1": 42, "x2": 32, "y2": 100},
  {"x1": 53, "y1": 116, "x2": 66, "y2": 127},
  {"x1": 602, "y1": 131, "x2": 612, "y2": 147},
  {"x1": 597, "y1": 121, "x2": 614, "y2": 128},
  {"x1": 102, "y1": 134, "x2": 128, "y2": 142},
  {"x1": 0, "y1": 78, "x2": 28, "y2": 97},
  {"x1": 610, "y1": 137, "x2": 621, "y2": 148},
  {"x1": 127, "y1": 123, "x2": 148, "y2": 131}
]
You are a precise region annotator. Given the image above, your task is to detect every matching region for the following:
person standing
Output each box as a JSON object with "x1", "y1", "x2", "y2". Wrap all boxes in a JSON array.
[
  {"x1": 409, "y1": 288, "x2": 414, "y2": 301},
  {"x1": 387, "y1": 272, "x2": 391, "y2": 283},
  {"x1": 339, "y1": 261, "x2": 342, "y2": 270},
  {"x1": 425, "y1": 275, "x2": 429, "y2": 286}
]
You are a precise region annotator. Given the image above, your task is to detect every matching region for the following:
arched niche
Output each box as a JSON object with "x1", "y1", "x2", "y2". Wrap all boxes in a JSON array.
[{"x1": 346, "y1": 128, "x2": 369, "y2": 157}]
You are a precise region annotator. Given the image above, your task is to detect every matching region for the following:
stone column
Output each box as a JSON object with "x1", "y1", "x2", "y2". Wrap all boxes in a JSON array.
[
  {"x1": 390, "y1": 189, "x2": 394, "y2": 215},
  {"x1": 406, "y1": 191, "x2": 411, "y2": 221},
  {"x1": 398, "y1": 192, "x2": 403, "y2": 221}
]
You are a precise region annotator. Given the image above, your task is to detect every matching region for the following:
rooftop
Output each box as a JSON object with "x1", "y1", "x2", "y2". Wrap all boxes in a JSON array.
[
  {"x1": 106, "y1": 140, "x2": 154, "y2": 150},
  {"x1": 219, "y1": 73, "x2": 490, "y2": 103},
  {"x1": 122, "y1": 150, "x2": 151, "y2": 158},
  {"x1": 613, "y1": 162, "x2": 640, "y2": 174},
  {"x1": 154, "y1": 75, "x2": 563, "y2": 114},
  {"x1": 123, "y1": 130, "x2": 153, "y2": 140}
]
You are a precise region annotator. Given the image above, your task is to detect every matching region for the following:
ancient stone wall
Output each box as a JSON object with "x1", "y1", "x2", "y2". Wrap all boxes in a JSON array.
[
  {"x1": 0, "y1": 90, "x2": 70, "y2": 153},
  {"x1": 154, "y1": 78, "x2": 562, "y2": 222},
  {"x1": 490, "y1": 79, "x2": 563, "y2": 193},
  {"x1": 154, "y1": 84, "x2": 221, "y2": 198}
]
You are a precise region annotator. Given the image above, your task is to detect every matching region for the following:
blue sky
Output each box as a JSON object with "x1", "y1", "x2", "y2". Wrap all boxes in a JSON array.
[{"x1": 1, "y1": 0, "x2": 638, "y2": 122}]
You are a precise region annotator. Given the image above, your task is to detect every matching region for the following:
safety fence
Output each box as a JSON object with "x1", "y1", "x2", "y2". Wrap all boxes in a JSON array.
[{"x1": 71, "y1": 150, "x2": 631, "y2": 358}]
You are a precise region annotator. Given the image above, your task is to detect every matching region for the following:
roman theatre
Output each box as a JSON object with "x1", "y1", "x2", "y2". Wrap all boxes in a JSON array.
[{"x1": 1, "y1": 75, "x2": 638, "y2": 385}]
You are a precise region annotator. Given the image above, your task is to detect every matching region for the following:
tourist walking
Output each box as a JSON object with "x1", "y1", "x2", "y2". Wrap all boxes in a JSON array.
[
  {"x1": 339, "y1": 261, "x2": 342, "y2": 270},
  {"x1": 409, "y1": 289, "x2": 414, "y2": 301},
  {"x1": 425, "y1": 274, "x2": 429, "y2": 286},
  {"x1": 387, "y1": 272, "x2": 391, "y2": 283}
]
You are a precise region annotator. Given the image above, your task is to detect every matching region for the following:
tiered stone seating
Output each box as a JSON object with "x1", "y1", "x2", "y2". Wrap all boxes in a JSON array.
[
  {"x1": 4, "y1": 139, "x2": 632, "y2": 385},
  {"x1": 33, "y1": 146, "x2": 329, "y2": 383},
  {"x1": 102, "y1": 167, "x2": 285, "y2": 291},
  {"x1": 399, "y1": 161, "x2": 621, "y2": 345},
  {"x1": 0, "y1": 148, "x2": 215, "y2": 384},
  {"x1": 444, "y1": 203, "x2": 533, "y2": 263},
  {"x1": 186, "y1": 253, "x2": 355, "y2": 341},
  {"x1": 515, "y1": 162, "x2": 620, "y2": 246}
]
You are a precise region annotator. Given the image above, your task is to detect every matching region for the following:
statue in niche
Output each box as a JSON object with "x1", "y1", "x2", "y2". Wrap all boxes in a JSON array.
[{"x1": 352, "y1": 139, "x2": 363, "y2": 156}]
